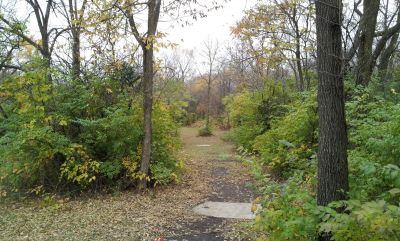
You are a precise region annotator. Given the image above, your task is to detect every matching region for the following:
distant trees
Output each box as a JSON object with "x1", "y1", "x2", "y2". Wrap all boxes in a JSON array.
[
  {"x1": 58, "y1": 0, "x2": 88, "y2": 80},
  {"x1": 0, "y1": 0, "x2": 58, "y2": 80},
  {"x1": 233, "y1": 0, "x2": 315, "y2": 91},
  {"x1": 344, "y1": 0, "x2": 400, "y2": 87},
  {"x1": 163, "y1": 48, "x2": 195, "y2": 83},
  {"x1": 201, "y1": 39, "x2": 220, "y2": 131},
  {"x1": 186, "y1": 49, "x2": 240, "y2": 127},
  {"x1": 231, "y1": 0, "x2": 400, "y2": 92}
]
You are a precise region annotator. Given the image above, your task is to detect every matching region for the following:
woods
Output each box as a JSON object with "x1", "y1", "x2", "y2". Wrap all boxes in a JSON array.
[
  {"x1": 1, "y1": 0, "x2": 400, "y2": 240},
  {"x1": 222, "y1": 0, "x2": 400, "y2": 240}
]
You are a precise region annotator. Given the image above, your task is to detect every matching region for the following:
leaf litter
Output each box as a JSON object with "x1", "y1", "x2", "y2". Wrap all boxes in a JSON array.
[{"x1": 0, "y1": 127, "x2": 254, "y2": 241}]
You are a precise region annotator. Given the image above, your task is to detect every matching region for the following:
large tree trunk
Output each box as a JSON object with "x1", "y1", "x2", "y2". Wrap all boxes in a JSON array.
[
  {"x1": 315, "y1": 0, "x2": 349, "y2": 239},
  {"x1": 42, "y1": 45, "x2": 52, "y2": 83},
  {"x1": 29, "y1": 0, "x2": 54, "y2": 82},
  {"x1": 355, "y1": 0, "x2": 380, "y2": 86}
]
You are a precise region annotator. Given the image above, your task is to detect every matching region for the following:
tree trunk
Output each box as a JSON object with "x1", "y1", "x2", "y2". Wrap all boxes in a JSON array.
[
  {"x1": 206, "y1": 73, "x2": 211, "y2": 129},
  {"x1": 291, "y1": 60, "x2": 300, "y2": 90},
  {"x1": 282, "y1": 77, "x2": 287, "y2": 103},
  {"x1": 293, "y1": 14, "x2": 304, "y2": 92},
  {"x1": 138, "y1": 46, "x2": 154, "y2": 189},
  {"x1": 42, "y1": 50, "x2": 52, "y2": 83},
  {"x1": 378, "y1": 6, "x2": 400, "y2": 93},
  {"x1": 315, "y1": 0, "x2": 349, "y2": 239},
  {"x1": 138, "y1": 0, "x2": 161, "y2": 189},
  {"x1": 67, "y1": 0, "x2": 87, "y2": 81},
  {"x1": 40, "y1": 29, "x2": 52, "y2": 82},
  {"x1": 71, "y1": 29, "x2": 81, "y2": 80},
  {"x1": 355, "y1": 0, "x2": 380, "y2": 86},
  {"x1": 295, "y1": 47, "x2": 304, "y2": 91},
  {"x1": 378, "y1": 32, "x2": 398, "y2": 93},
  {"x1": 33, "y1": 0, "x2": 52, "y2": 82}
]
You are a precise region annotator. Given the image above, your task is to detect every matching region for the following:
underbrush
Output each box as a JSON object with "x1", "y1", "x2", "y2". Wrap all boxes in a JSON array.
[
  {"x1": 224, "y1": 83, "x2": 288, "y2": 151},
  {"x1": 0, "y1": 66, "x2": 185, "y2": 197},
  {"x1": 198, "y1": 125, "x2": 213, "y2": 136},
  {"x1": 228, "y1": 83, "x2": 400, "y2": 240}
]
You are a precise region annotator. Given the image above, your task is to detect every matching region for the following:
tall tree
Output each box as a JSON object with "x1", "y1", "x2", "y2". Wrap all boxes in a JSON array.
[
  {"x1": 315, "y1": 0, "x2": 348, "y2": 240},
  {"x1": 122, "y1": 0, "x2": 161, "y2": 189}
]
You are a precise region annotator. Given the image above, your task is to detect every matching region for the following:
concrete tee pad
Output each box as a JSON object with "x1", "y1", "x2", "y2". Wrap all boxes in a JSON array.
[{"x1": 193, "y1": 201, "x2": 255, "y2": 219}]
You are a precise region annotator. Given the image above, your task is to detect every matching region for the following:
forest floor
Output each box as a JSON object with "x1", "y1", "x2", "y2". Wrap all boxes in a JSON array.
[{"x1": 0, "y1": 127, "x2": 255, "y2": 241}]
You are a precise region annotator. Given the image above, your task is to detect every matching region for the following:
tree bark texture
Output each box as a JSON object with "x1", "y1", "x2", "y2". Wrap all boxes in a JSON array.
[
  {"x1": 138, "y1": 0, "x2": 161, "y2": 189},
  {"x1": 315, "y1": 0, "x2": 349, "y2": 215}
]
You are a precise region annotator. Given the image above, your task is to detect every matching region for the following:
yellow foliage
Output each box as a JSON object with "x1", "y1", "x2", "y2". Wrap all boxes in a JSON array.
[
  {"x1": 59, "y1": 120, "x2": 68, "y2": 126},
  {"x1": 60, "y1": 145, "x2": 100, "y2": 186}
]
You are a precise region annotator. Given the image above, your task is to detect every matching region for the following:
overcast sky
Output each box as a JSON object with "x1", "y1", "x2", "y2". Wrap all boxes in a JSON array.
[
  {"x1": 6, "y1": 0, "x2": 257, "y2": 70},
  {"x1": 159, "y1": 0, "x2": 257, "y2": 54}
]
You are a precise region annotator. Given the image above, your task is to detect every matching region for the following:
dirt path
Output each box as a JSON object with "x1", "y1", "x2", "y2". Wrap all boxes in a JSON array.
[
  {"x1": 0, "y1": 127, "x2": 254, "y2": 241},
  {"x1": 166, "y1": 127, "x2": 254, "y2": 241}
]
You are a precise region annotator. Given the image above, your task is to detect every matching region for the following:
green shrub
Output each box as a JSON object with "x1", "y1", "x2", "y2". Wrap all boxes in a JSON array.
[
  {"x1": 224, "y1": 82, "x2": 288, "y2": 151},
  {"x1": 248, "y1": 86, "x2": 400, "y2": 240},
  {"x1": 253, "y1": 173, "x2": 319, "y2": 241},
  {"x1": 198, "y1": 125, "x2": 213, "y2": 136},
  {"x1": 346, "y1": 88, "x2": 400, "y2": 200},
  {"x1": 226, "y1": 78, "x2": 400, "y2": 240},
  {"x1": 319, "y1": 199, "x2": 400, "y2": 241},
  {"x1": 151, "y1": 102, "x2": 182, "y2": 184},
  {"x1": 253, "y1": 91, "x2": 318, "y2": 176},
  {"x1": 0, "y1": 126, "x2": 70, "y2": 191},
  {"x1": 182, "y1": 112, "x2": 197, "y2": 126}
]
